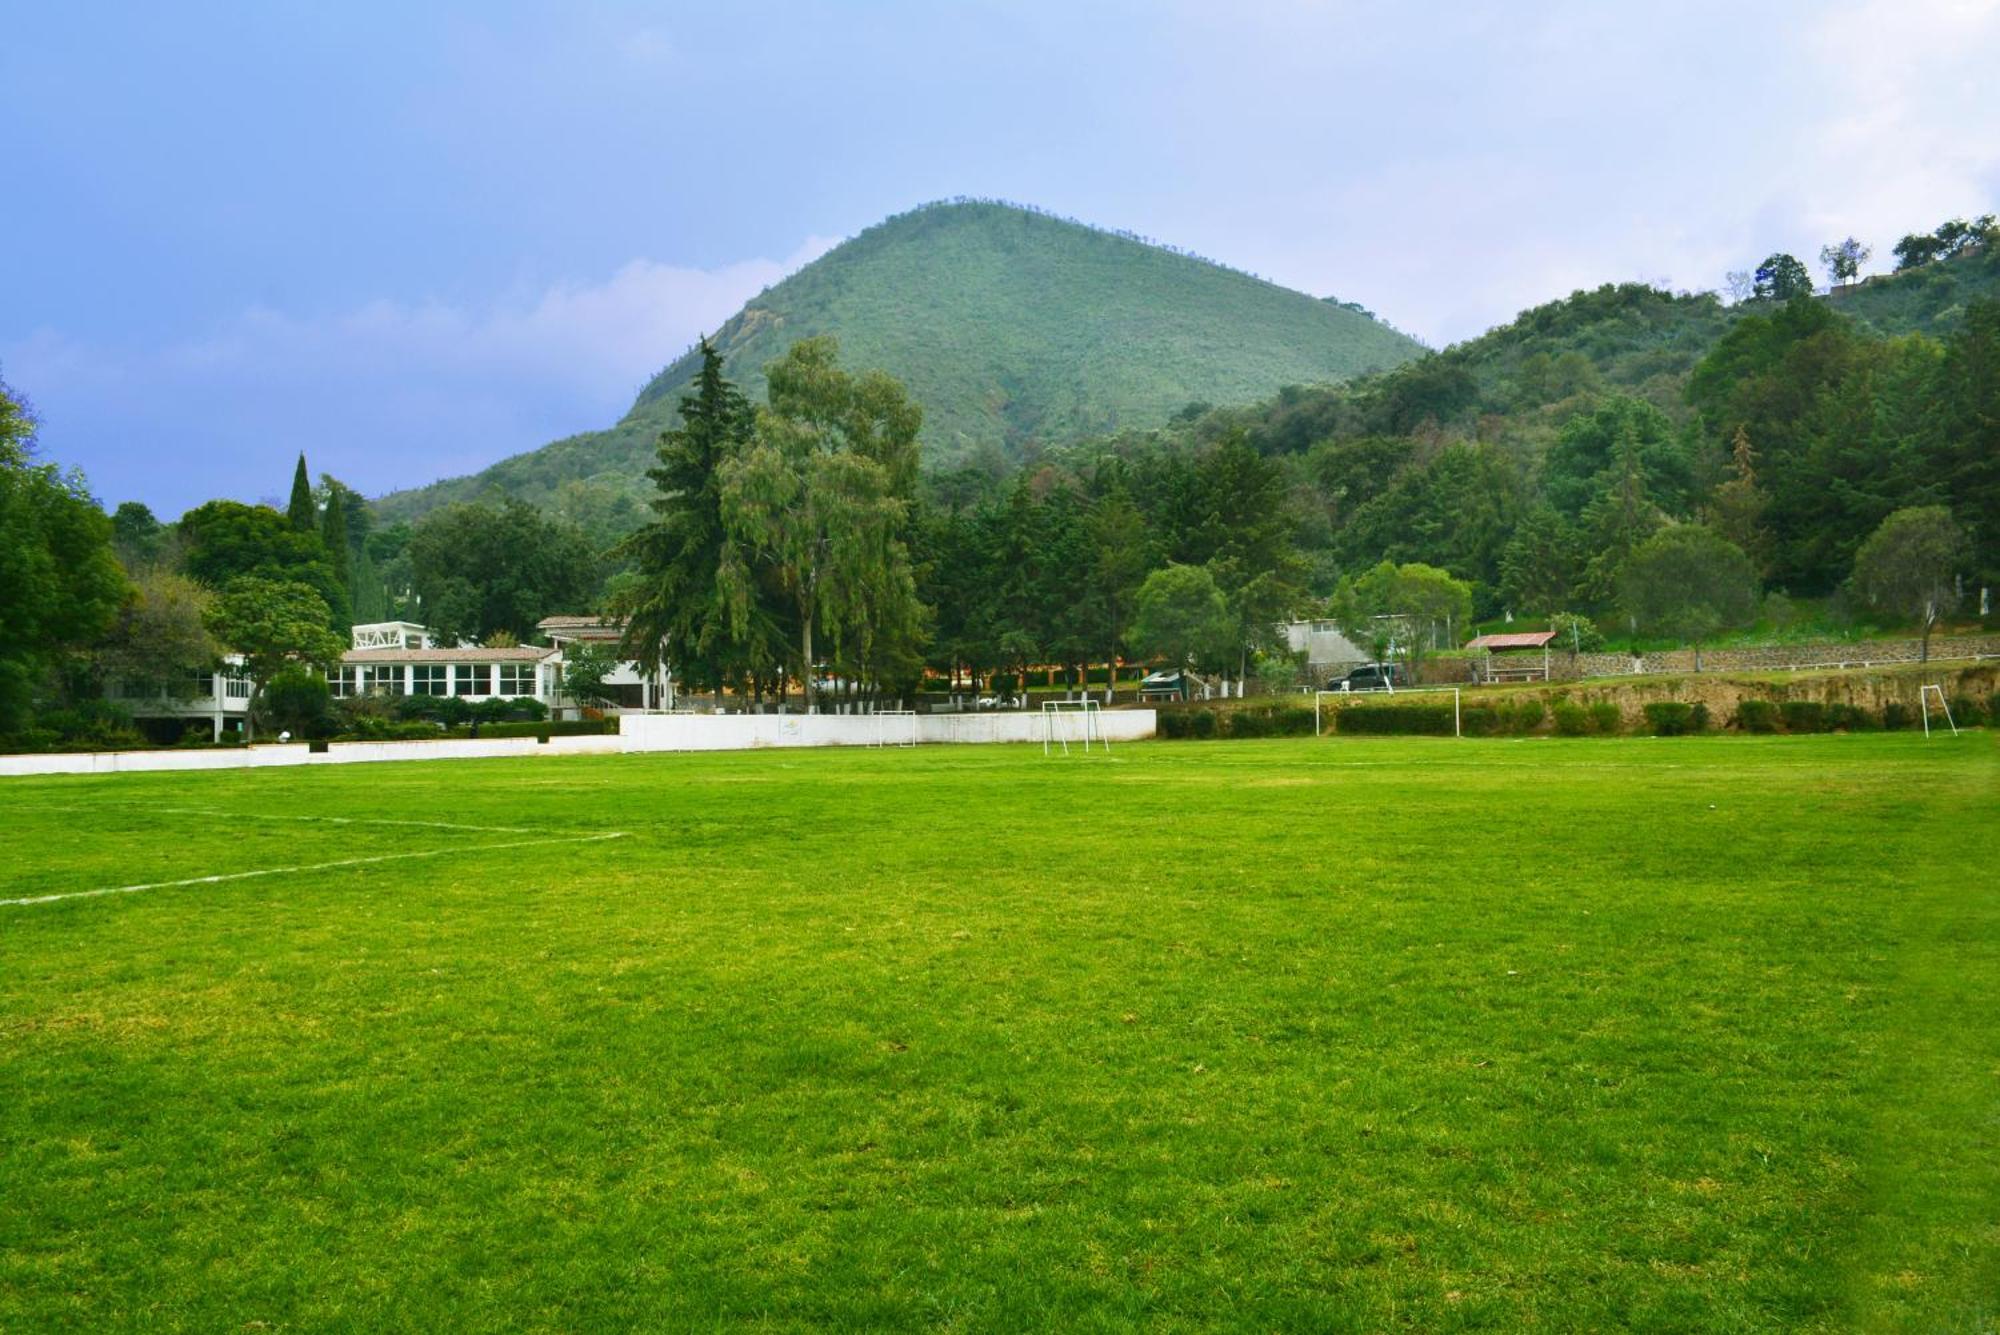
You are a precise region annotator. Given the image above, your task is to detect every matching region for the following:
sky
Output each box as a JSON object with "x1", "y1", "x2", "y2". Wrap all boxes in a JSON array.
[{"x1": 4, "y1": 1, "x2": 1997, "y2": 517}]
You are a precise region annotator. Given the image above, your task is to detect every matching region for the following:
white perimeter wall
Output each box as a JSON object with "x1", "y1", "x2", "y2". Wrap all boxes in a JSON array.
[
  {"x1": 0, "y1": 711, "x2": 1156, "y2": 776},
  {"x1": 618, "y1": 710, "x2": 1157, "y2": 752}
]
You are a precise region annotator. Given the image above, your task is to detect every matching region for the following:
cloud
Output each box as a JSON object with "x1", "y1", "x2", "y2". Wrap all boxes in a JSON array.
[{"x1": 4, "y1": 235, "x2": 840, "y2": 511}]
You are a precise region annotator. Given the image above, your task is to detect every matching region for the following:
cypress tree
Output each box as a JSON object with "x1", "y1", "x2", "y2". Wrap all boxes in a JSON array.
[
  {"x1": 320, "y1": 477, "x2": 353, "y2": 601},
  {"x1": 286, "y1": 453, "x2": 315, "y2": 531}
]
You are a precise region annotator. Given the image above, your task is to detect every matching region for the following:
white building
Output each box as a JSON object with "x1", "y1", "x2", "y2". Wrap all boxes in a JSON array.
[
  {"x1": 331, "y1": 619, "x2": 671, "y2": 720},
  {"x1": 107, "y1": 660, "x2": 255, "y2": 742}
]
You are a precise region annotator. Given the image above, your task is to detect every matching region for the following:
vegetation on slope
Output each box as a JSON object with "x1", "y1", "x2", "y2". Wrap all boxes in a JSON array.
[{"x1": 375, "y1": 200, "x2": 1425, "y2": 520}]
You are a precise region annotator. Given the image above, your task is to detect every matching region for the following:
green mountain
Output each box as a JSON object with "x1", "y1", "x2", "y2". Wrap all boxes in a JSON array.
[{"x1": 375, "y1": 200, "x2": 1426, "y2": 521}]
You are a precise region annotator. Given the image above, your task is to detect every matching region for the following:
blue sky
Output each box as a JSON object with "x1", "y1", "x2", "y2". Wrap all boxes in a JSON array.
[{"x1": 4, "y1": 1, "x2": 1996, "y2": 516}]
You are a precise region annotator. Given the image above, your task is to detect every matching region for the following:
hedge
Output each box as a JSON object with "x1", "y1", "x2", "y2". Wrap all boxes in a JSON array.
[
  {"x1": 1642, "y1": 702, "x2": 1695, "y2": 736},
  {"x1": 1333, "y1": 703, "x2": 1456, "y2": 736}
]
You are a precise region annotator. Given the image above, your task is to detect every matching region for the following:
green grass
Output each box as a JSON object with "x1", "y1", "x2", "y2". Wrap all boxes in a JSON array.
[{"x1": 2, "y1": 735, "x2": 1995, "y2": 1330}]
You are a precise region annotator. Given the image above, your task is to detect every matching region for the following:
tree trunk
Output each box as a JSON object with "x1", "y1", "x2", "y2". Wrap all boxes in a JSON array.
[{"x1": 801, "y1": 611, "x2": 816, "y2": 713}]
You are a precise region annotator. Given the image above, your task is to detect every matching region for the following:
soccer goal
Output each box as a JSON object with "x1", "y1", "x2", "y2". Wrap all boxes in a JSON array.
[
  {"x1": 1043, "y1": 699, "x2": 1109, "y2": 755},
  {"x1": 1918, "y1": 684, "x2": 1959, "y2": 738},
  {"x1": 870, "y1": 710, "x2": 920, "y2": 747}
]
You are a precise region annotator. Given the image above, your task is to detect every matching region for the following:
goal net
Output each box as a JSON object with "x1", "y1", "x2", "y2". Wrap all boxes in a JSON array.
[
  {"x1": 1043, "y1": 700, "x2": 1109, "y2": 755},
  {"x1": 870, "y1": 710, "x2": 919, "y2": 747}
]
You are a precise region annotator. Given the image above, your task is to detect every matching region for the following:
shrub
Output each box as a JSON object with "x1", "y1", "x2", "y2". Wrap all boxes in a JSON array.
[
  {"x1": 1735, "y1": 699, "x2": 1780, "y2": 733},
  {"x1": 1457, "y1": 705, "x2": 1496, "y2": 737},
  {"x1": 1552, "y1": 702, "x2": 1590, "y2": 736},
  {"x1": 1642, "y1": 702, "x2": 1694, "y2": 736},
  {"x1": 1511, "y1": 699, "x2": 1546, "y2": 733},
  {"x1": 1824, "y1": 702, "x2": 1874, "y2": 732},
  {"x1": 1689, "y1": 702, "x2": 1711, "y2": 732},
  {"x1": 1334, "y1": 703, "x2": 1457, "y2": 736},
  {"x1": 1948, "y1": 694, "x2": 1985, "y2": 727},
  {"x1": 1189, "y1": 708, "x2": 1218, "y2": 739},
  {"x1": 471, "y1": 697, "x2": 514, "y2": 725},
  {"x1": 1882, "y1": 701, "x2": 1914, "y2": 731},
  {"x1": 1587, "y1": 701, "x2": 1622, "y2": 735},
  {"x1": 1989, "y1": 691, "x2": 2000, "y2": 726},
  {"x1": 1226, "y1": 703, "x2": 1314, "y2": 739},
  {"x1": 1780, "y1": 701, "x2": 1827, "y2": 734}
]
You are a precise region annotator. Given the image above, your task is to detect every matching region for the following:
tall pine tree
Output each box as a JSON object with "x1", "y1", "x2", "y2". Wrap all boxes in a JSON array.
[
  {"x1": 613, "y1": 338, "x2": 763, "y2": 693},
  {"x1": 286, "y1": 453, "x2": 315, "y2": 531}
]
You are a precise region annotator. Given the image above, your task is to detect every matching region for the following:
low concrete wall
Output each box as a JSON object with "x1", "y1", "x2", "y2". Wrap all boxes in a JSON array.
[
  {"x1": 0, "y1": 711, "x2": 1156, "y2": 777},
  {"x1": 617, "y1": 709, "x2": 1157, "y2": 751}
]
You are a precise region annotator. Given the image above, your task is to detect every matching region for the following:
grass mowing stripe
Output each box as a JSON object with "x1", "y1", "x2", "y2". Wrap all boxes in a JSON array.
[{"x1": 0, "y1": 832, "x2": 629, "y2": 907}]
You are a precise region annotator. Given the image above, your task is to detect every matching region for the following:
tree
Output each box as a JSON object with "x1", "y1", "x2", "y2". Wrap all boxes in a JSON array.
[
  {"x1": 718, "y1": 338, "x2": 926, "y2": 711},
  {"x1": 286, "y1": 453, "x2": 315, "y2": 531},
  {"x1": 1851, "y1": 506, "x2": 1970, "y2": 662},
  {"x1": 110, "y1": 501, "x2": 169, "y2": 569},
  {"x1": 178, "y1": 499, "x2": 346, "y2": 626},
  {"x1": 1818, "y1": 238, "x2": 1870, "y2": 286},
  {"x1": 318, "y1": 477, "x2": 354, "y2": 607},
  {"x1": 612, "y1": 338, "x2": 762, "y2": 693},
  {"x1": 1498, "y1": 505, "x2": 1583, "y2": 617},
  {"x1": 0, "y1": 372, "x2": 130, "y2": 734},
  {"x1": 406, "y1": 499, "x2": 599, "y2": 645},
  {"x1": 1082, "y1": 485, "x2": 1153, "y2": 698},
  {"x1": 1704, "y1": 426, "x2": 1771, "y2": 575},
  {"x1": 1128, "y1": 564, "x2": 1234, "y2": 694},
  {"x1": 95, "y1": 569, "x2": 220, "y2": 695},
  {"x1": 204, "y1": 577, "x2": 346, "y2": 740},
  {"x1": 559, "y1": 640, "x2": 619, "y2": 712},
  {"x1": 1333, "y1": 560, "x2": 1473, "y2": 676},
  {"x1": 1617, "y1": 526, "x2": 1759, "y2": 670},
  {"x1": 1753, "y1": 253, "x2": 1813, "y2": 301}
]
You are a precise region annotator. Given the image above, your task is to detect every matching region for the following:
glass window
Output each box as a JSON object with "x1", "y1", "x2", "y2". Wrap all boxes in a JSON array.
[
  {"x1": 327, "y1": 666, "x2": 359, "y2": 698},
  {"x1": 497, "y1": 663, "x2": 534, "y2": 695},
  {"x1": 365, "y1": 665, "x2": 405, "y2": 696},
  {"x1": 411, "y1": 664, "x2": 447, "y2": 696},
  {"x1": 188, "y1": 671, "x2": 214, "y2": 698},
  {"x1": 454, "y1": 664, "x2": 490, "y2": 696}
]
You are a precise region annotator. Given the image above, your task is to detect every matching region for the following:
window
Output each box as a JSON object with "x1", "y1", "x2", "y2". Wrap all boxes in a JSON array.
[
  {"x1": 497, "y1": 663, "x2": 535, "y2": 695},
  {"x1": 454, "y1": 664, "x2": 490, "y2": 696},
  {"x1": 411, "y1": 664, "x2": 447, "y2": 696},
  {"x1": 365, "y1": 665, "x2": 405, "y2": 696},
  {"x1": 328, "y1": 666, "x2": 359, "y2": 698},
  {"x1": 189, "y1": 671, "x2": 214, "y2": 699}
]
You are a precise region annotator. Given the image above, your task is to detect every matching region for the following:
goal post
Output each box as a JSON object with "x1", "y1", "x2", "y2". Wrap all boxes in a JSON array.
[
  {"x1": 1918, "y1": 684, "x2": 1959, "y2": 738},
  {"x1": 870, "y1": 709, "x2": 919, "y2": 747},
  {"x1": 1042, "y1": 699, "x2": 1108, "y2": 755}
]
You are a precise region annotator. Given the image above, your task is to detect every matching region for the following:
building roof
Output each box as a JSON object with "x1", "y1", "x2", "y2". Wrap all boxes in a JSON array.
[
  {"x1": 1466, "y1": 630, "x2": 1560, "y2": 651},
  {"x1": 537, "y1": 615, "x2": 622, "y2": 630},
  {"x1": 342, "y1": 646, "x2": 557, "y2": 664}
]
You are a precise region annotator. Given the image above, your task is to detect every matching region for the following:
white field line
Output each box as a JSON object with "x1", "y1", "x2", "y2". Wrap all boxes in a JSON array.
[
  {"x1": 1, "y1": 832, "x2": 629, "y2": 908},
  {"x1": 141, "y1": 807, "x2": 544, "y2": 835}
]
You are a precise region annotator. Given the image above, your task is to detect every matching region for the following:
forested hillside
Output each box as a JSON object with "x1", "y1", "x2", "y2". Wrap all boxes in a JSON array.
[{"x1": 375, "y1": 200, "x2": 1425, "y2": 522}]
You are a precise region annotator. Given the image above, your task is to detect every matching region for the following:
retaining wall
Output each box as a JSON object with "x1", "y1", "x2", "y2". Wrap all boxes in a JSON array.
[{"x1": 1560, "y1": 635, "x2": 2000, "y2": 680}]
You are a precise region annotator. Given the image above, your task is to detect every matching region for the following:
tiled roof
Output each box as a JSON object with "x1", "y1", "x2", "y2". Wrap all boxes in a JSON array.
[
  {"x1": 1466, "y1": 630, "x2": 1560, "y2": 651},
  {"x1": 537, "y1": 615, "x2": 622, "y2": 629},
  {"x1": 341, "y1": 646, "x2": 557, "y2": 664}
]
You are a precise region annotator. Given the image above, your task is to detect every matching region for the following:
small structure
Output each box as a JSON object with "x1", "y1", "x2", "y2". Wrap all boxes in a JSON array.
[{"x1": 1466, "y1": 629, "x2": 1559, "y2": 683}]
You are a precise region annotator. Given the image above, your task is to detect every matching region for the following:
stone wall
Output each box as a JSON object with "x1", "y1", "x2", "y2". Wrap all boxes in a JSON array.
[{"x1": 1556, "y1": 634, "x2": 2000, "y2": 681}]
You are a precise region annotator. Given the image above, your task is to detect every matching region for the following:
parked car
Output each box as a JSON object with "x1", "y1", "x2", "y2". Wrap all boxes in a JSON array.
[
  {"x1": 1139, "y1": 669, "x2": 1192, "y2": 699},
  {"x1": 976, "y1": 693, "x2": 1022, "y2": 710},
  {"x1": 1326, "y1": 662, "x2": 1405, "y2": 692}
]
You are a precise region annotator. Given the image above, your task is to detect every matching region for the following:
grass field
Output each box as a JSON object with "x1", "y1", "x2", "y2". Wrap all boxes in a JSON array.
[{"x1": 2, "y1": 735, "x2": 1995, "y2": 1330}]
